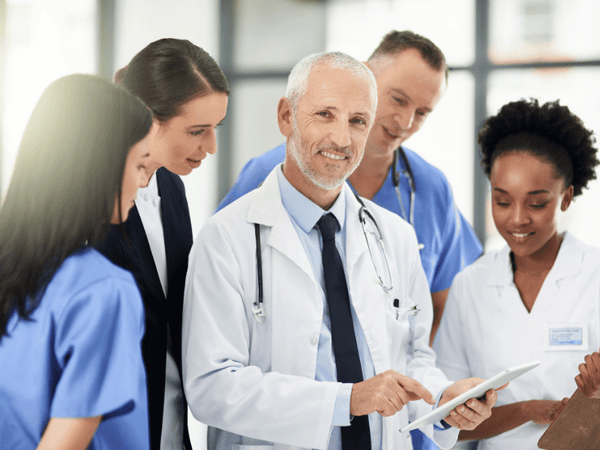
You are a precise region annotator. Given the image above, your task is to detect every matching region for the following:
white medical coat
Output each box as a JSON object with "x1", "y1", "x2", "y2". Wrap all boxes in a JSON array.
[
  {"x1": 182, "y1": 168, "x2": 458, "y2": 450},
  {"x1": 433, "y1": 231, "x2": 600, "y2": 450}
]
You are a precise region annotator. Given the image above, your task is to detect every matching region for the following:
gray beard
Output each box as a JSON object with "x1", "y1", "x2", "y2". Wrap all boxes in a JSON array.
[{"x1": 288, "y1": 119, "x2": 360, "y2": 191}]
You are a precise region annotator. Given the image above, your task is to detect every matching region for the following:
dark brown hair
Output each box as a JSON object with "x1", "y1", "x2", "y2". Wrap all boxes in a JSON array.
[{"x1": 117, "y1": 38, "x2": 230, "y2": 122}]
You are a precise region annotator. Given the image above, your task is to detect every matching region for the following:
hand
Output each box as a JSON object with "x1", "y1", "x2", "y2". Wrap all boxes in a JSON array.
[
  {"x1": 350, "y1": 370, "x2": 435, "y2": 417},
  {"x1": 575, "y1": 350, "x2": 600, "y2": 398},
  {"x1": 439, "y1": 377, "x2": 504, "y2": 430},
  {"x1": 522, "y1": 399, "x2": 569, "y2": 425}
]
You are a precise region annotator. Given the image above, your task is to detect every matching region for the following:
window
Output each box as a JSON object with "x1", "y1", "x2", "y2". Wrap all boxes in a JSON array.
[{"x1": 1, "y1": 0, "x2": 96, "y2": 197}]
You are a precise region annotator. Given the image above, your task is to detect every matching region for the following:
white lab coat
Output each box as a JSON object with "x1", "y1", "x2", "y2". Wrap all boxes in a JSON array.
[
  {"x1": 433, "y1": 231, "x2": 600, "y2": 450},
  {"x1": 182, "y1": 167, "x2": 458, "y2": 450}
]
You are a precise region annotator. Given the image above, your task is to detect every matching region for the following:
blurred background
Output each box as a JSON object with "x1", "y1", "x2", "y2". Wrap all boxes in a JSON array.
[
  {"x1": 2, "y1": 0, "x2": 600, "y2": 251},
  {"x1": 1, "y1": 0, "x2": 599, "y2": 447}
]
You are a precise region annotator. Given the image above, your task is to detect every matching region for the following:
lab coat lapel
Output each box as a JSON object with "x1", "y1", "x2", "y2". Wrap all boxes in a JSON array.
[
  {"x1": 127, "y1": 205, "x2": 166, "y2": 305},
  {"x1": 246, "y1": 168, "x2": 315, "y2": 281},
  {"x1": 344, "y1": 190, "x2": 390, "y2": 375},
  {"x1": 488, "y1": 234, "x2": 584, "y2": 315},
  {"x1": 246, "y1": 168, "x2": 323, "y2": 379},
  {"x1": 156, "y1": 168, "x2": 193, "y2": 373},
  {"x1": 485, "y1": 246, "x2": 521, "y2": 314},
  {"x1": 532, "y1": 232, "x2": 582, "y2": 314}
]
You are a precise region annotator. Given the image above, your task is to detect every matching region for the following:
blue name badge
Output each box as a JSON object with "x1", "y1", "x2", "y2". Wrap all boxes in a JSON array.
[
  {"x1": 543, "y1": 323, "x2": 588, "y2": 351},
  {"x1": 549, "y1": 328, "x2": 582, "y2": 346}
]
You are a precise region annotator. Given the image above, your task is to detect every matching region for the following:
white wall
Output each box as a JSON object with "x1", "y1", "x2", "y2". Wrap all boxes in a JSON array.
[{"x1": 115, "y1": 0, "x2": 221, "y2": 238}]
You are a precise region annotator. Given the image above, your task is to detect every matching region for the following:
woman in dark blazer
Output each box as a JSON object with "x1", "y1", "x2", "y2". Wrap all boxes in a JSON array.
[{"x1": 96, "y1": 38, "x2": 229, "y2": 450}]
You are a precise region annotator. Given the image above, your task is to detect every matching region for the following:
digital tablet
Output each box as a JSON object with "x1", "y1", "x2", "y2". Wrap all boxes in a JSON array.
[{"x1": 400, "y1": 360, "x2": 541, "y2": 433}]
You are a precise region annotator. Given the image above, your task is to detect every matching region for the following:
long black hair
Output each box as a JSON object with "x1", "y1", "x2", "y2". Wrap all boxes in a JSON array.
[
  {"x1": 115, "y1": 38, "x2": 230, "y2": 122},
  {"x1": 0, "y1": 74, "x2": 153, "y2": 338}
]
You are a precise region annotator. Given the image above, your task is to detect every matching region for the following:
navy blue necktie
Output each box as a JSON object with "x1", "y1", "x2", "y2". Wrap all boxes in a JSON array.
[{"x1": 317, "y1": 213, "x2": 371, "y2": 450}]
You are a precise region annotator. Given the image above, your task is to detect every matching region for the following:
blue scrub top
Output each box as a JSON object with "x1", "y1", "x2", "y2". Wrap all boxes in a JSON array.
[
  {"x1": 0, "y1": 248, "x2": 149, "y2": 450},
  {"x1": 217, "y1": 143, "x2": 482, "y2": 293}
]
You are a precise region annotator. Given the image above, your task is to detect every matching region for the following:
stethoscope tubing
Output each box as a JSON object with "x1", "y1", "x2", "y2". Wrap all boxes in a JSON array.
[
  {"x1": 253, "y1": 197, "x2": 394, "y2": 323},
  {"x1": 252, "y1": 148, "x2": 418, "y2": 323},
  {"x1": 392, "y1": 147, "x2": 416, "y2": 226}
]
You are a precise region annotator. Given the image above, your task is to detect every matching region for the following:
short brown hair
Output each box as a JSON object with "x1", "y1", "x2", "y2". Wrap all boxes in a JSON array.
[{"x1": 368, "y1": 30, "x2": 448, "y2": 81}]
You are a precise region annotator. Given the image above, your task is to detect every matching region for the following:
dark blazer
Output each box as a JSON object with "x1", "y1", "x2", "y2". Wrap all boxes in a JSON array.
[{"x1": 96, "y1": 167, "x2": 193, "y2": 450}]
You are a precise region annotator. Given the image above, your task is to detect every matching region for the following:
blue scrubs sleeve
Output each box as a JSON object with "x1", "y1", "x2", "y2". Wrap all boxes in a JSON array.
[
  {"x1": 51, "y1": 273, "x2": 146, "y2": 420},
  {"x1": 428, "y1": 188, "x2": 482, "y2": 293}
]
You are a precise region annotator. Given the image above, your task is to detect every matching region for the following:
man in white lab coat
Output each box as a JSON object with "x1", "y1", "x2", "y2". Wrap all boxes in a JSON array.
[{"x1": 182, "y1": 51, "x2": 497, "y2": 450}]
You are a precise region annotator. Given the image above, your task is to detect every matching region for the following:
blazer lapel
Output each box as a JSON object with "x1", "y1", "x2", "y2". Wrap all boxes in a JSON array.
[
  {"x1": 156, "y1": 168, "x2": 193, "y2": 370},
  {"x1": 126, "y1": 205, "x2": 165, "y2": 305}
]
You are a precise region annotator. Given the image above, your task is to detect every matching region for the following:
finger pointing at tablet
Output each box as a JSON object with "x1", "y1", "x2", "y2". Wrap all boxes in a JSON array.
[{"x1": 350, "y1": 370, "x2": 436, "y2": 417}]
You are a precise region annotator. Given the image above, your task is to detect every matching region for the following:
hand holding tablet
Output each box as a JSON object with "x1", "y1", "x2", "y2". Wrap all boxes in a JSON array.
[{"x1": 400, "y1": 361, "x2": 541, "y2": 433}]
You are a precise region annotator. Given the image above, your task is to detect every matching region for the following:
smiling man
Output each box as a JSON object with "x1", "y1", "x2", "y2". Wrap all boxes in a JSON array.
[
  {"x1": 217, "y1": 31, "x2": 482, "y2": 354},
  {"x1": 183, "y1": 51, "x2": 498, "y2": 450}
]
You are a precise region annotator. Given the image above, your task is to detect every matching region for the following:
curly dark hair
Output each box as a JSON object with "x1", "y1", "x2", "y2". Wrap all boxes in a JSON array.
[{"x1": 478, "y1": 98, "x2": 598, "y2": 197}]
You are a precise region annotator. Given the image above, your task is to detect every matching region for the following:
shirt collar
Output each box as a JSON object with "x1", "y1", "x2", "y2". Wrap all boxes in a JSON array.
[
  {"x1": 276, "y1": 165, "x2": 347, "y2": 233},
  {"x1": 486, "y1": 245, "x2": 513, "y2": 286},
  {"x1": 487, "y1": 231, "x2": 582, "y2": 286},
  {"x1": 137, "y1": 171, "x2": 160, "y2": 202}
]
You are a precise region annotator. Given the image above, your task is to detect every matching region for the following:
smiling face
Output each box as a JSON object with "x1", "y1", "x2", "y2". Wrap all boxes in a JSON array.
[
  {"x1": 111, "y1": 132, "x2": 152, "y2": 224},
  {"x1": 279, "y1": 64, "x2": 376, "y2": 208},
  {"x1": 150, "y1": 91, "x2": 228, "y2": 175},
  {"x1": 490, "y1": 151, "x2": 574, "y2": 261},
  {"x1": 365, "y1": 48, "x2": 446, "y2": 157}
]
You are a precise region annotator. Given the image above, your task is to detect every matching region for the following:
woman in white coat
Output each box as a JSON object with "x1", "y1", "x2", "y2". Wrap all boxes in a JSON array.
[{"x1": 433, "y1": 98, "x2": 600, "y2": 450}]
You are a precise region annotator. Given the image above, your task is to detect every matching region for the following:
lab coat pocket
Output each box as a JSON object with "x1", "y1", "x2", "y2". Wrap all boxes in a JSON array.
[{"x1": 387, "y1": 296, "x2": 418, "y2": 368}]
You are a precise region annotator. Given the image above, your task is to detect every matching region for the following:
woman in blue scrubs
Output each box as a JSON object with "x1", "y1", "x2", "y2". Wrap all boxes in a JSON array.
[
  {"x1": 96, "y1": 38, "x2": 229, "y2": 450},
  {"x1": 0, "y1": 74, "x2": 153, "y2": 449}
]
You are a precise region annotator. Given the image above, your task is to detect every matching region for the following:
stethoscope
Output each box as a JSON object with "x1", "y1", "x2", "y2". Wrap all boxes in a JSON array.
[
  {"x1": 393, "y1": 147, "x2": 415, "y2": 226},
  {"x1": 392, "y1": 147, "x2": 424, "y2": 250},
  {"x1": 251, "y1": 190, "x2": 419, "y2": 324}
]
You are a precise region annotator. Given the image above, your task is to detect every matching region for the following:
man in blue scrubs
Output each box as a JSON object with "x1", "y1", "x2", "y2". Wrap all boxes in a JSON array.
[{"x1": 216, "y1": 31, "x2": 482, "y2": 450}]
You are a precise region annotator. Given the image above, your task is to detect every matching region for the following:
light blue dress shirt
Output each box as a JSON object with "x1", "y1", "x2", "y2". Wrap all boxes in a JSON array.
[{"x1": 276, "y1": 167, "x2": 382, "y2": 450}]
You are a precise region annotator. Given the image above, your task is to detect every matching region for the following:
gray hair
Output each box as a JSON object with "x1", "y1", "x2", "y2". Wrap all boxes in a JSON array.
[{"x1": 286, "y1": 51, "x2": 377, "y2": 112}]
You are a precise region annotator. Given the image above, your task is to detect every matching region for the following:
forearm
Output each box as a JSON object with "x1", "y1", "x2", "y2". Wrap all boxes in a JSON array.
[
  {"x1": 37, "y1": 416, "x2": 101, "y2": 450},
  {"x1": 429, "y1": 288, "x2": 449, "y2": 346},
  {"x1": 458, "y1": 403, "x2": 529, "y2": 441}
]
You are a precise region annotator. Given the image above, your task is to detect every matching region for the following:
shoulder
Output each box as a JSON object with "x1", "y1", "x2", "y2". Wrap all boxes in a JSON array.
[
  {"x1": 453, "y1": 246, "x2": 506, "y2": 285},
  {"x1": 43, "y1": 250, "x2": 144, "y2": 338},
  {"x1": 217, "y1": 166, "x2": 282, "y2": 221},
  {"x1": 402, "y1": 147, "x2": 452, "y2": 192},
  {"x1": 205, "y1": 187, "x2": 258, "y2": 246},
  {"x1": 216, "y1": 144, "x2": 286, "y2": 212},
  {"x1": 48, "y1": 249, "x2": 140, "y2": 307},
  {"x1": 60, "y1": 248, "x2": 136, "y2": 282},
  {"x1": 156, "y1": 167, "x2": 186, "y2": 194},
  {"x1": 563, "y1": 231, "x2": 600, "y2": 267},
  {"x1": 243, "y1": 143, "x2": 287, "y2": 174}
]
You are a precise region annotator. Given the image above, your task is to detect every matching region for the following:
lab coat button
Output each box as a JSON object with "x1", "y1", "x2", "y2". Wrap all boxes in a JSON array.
[{"x1": 310, "y1": 335, "x2": 319, "y2": 345}]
